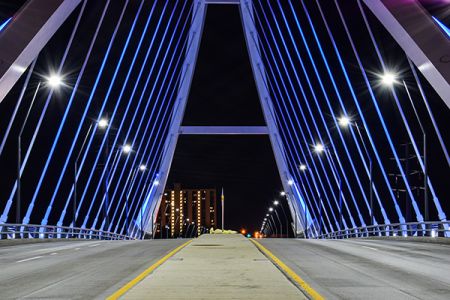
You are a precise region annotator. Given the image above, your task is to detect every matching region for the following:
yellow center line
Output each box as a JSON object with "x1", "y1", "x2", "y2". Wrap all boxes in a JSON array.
[
  {"x1": 107, "y1": 240, "x2": 192, "y2": 300},
  {"x1": 250, "y1": 239, "x2": 324, "y2": 300}
]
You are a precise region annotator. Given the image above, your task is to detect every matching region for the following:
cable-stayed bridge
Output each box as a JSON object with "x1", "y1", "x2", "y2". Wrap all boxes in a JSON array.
[{"x1": 0, "y1": 1, "x2": 449, "y2": 299}]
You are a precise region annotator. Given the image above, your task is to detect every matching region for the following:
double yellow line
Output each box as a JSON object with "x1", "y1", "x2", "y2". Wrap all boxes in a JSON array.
[
  {"x1": 107, "y1": 240, "x2": 192, "y2": 300},
  {"x1": 251, "y1": 239, "x2": 324, "y2": 300}
]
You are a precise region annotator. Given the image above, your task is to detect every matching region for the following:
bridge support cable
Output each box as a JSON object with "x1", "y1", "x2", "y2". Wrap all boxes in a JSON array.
[
  {"x1": 266, "y1": 0, "x2": 385, "y2": 229},
  {"x1": 86, "y1": 1, "x2": 191, "y2": 232},
  {"x1": 26, "y1": 0, "x2": 134, "y2": 229},
  {"x1": 407, "y1": 59, "x2": 450, "y2": 168},
  {"x1": 247, "y1": 23, "x2": 337, "y2": 235},
  {"x1": 356, "y1": 1, "x2": 447, "y2": 226},
  {"x1": 1, "y1": 0, "x2": 88, "y2": 225},
  {"x1": 102, "y1": 6, "x2": 196, "y2": 235},
  {"x1": 289, "y1": 1, "x2": 405, "y2": 230},
  {"x1": 136, "y1": 0, "x2": 207, "y2": 237},
  {"x1": 0, "y1": 59, "x2": 37, "y2": 157},
  {"x1": 252, "y1": 1, "x2": 364, "y2": 231}
]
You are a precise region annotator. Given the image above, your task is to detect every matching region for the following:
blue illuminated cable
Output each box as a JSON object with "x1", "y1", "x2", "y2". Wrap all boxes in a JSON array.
[
  {"x1": 407, "y1": 58, "x2": 450, "y2": 167},
  {"x1": 122, "y1": 63, "x2": 189, "y2": 235},
  {"x1": 124, "y1": 64, "x2": 190, "y2": 235},
  {"x1": 249, "y1": 4, "x2": 348, "y2": 231},
  {"x1": 246, "y1": 16, "x2": 341, "y2": 230},
  {"x1": 252, "y1": 44, "x2": 335, "y2": 233},
  {"x1": 0, "y1": 17, "x2": 11, "y2": 32},
  {"x1": 39, "y1": 0, "x2": 137, "y2": 228},
  {"x1": 84, "y1": 0, "x2": 177, "y2": 230},
  {"x1": 279, "y1": 0, "x2": 383, "y2": 228},
  {"x1": 99, "y1": 1, "x2": 193, "y2": 232},
  {"x1": 266, "y1": 0, "x2": 372, "y2": 227},
  {"x1": 76, "y1": 0, "x2": 159, "y2": 229},
  {"x1": 0, "y1": 59, "x2": 37, "y2": 223},
  {"x1": 18, "y1": 0, "x2": 88, "y2": 225},
  {"x1": 357, "y1": 0, "x2": 443, "y2": 223},
  {"x1": 294, "y1": 0, "x2": 398, "y2": 224},
  {"x1": 281, "y1": 1, "x2": 390, "y2": 226},
  {"x1": 255, "y1": 1, "x2": 358, "y2": 228},
  {"x1": 50, "y1": 0, "x2": 145, "y2": 228},
  {"x1": 106, "y1": 30, "x2": 191, "y2": 233},
  {"x1": 309, "y1": 0, "x2": 401, "y2": 224},
  {"x1": 0, "y1": 59, "x2": 37, "y2": 157},
  {"x1": 99, "y1": 4, "x2": 192, "y2": 232}
]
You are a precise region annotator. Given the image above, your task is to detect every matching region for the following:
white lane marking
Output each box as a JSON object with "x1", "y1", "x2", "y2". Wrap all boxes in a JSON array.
[
  {"x1": 88, "y1": 243, "x2": 100, "y2": 248},
  {"x1": 50, "y1": 252, "x2": 58, "y2": 255},
  {"x1": 74, "y1": 248, "x2": 81, "y2": 251},
  {"x1": 16, "y1": 256, "x2": 43, "y2": 263},
  {"x1": 362, "y1": 245, "x2": 378, "y2": 251}
]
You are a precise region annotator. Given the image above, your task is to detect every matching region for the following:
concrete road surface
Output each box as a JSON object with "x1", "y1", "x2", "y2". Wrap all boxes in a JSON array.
[
  {"x1": 0, "y1": 239, "x2": 186, "y2": 299},
  {"x1": 259, "y1": 238, "x2": 450, "y2": 300},
  {"x1": 122, "y1": 234, "x2": 307, "y2": 300}
]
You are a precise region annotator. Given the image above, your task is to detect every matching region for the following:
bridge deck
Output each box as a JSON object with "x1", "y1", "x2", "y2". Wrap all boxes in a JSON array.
[
  {"x1": 259, "y1": 238, "x2": 450, "y2": 299},
  {"x1": 121, "y1": 234, "x2": 307, "y2": 299}
]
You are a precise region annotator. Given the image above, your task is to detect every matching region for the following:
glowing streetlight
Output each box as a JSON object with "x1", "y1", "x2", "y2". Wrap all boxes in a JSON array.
[
  {"x1": 269, "y1": 207, "x2": 274, "y2": 212},
  {"x1": 299, "y1": 164, "x2": 307, "y2": 171},
  {"x1": 98, "y1": 118, "x2": 108, "y2": 129},
  {"x1": 280, "y1": 191, "x2": 286, "y2": 196},
  {"x1": 273, "y1": 200, "x2": 279, "y2": 206},
  {"x1": 380, "y1": 72, "x2": 396, "y2": 86},
  {"x1": 266, "y1": 214, "x2": 269, "y2": 217},
  {"x1": 47, "y1": 74, "x2": 63, "y2": 88},
  {"x1": 153, "y1": 180, "x2": 160, "y2": 186},
  {"x1": 314, "y1": 143, "x2": 324, "y2": 153},
  {"x1": 338, "y1": 116, "x2": 351, "y2": 127},
  {"x1": 288, "y1": 179, "x2": 294, "y2": 185},
  {"x1": 139, "y1": 164, "x2": 146, "y2": 171},
  {"x1": 122, "y1": 144, "x2": 132, "y2": 154}
]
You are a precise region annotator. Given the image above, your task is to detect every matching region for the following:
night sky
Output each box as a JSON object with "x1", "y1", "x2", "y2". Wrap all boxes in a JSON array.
[{"x1": 169, "y1": 4, "x2": 284, "y2": 234}]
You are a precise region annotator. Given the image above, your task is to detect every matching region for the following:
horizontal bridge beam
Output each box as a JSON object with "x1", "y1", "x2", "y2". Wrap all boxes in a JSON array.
[
  {"x1": 205, "y1": 0, "x2": 240, "y2": 4},
  {"x1": 179, "y1": 126, "x2": 268, "y2": 135}
]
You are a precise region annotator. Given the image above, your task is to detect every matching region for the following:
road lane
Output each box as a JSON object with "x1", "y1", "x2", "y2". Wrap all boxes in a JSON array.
[
  {"x1": 0, "y1": 239, "x2": 187, "y2": 299},
  {"x1": 258, "y1": 239, "x2": 450, "y2": 300}
]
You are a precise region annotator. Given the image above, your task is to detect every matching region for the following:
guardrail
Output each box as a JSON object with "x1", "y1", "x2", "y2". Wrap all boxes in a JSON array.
[
  {"x1": 314, "y1": 221, "x2": 449, "y2": 239},
  {"x1": 0, "y1": 223, "x2": 135, "y2": 240}
]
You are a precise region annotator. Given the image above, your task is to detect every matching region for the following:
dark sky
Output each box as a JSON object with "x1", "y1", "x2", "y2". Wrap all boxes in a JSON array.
[{"x1": 168, "y1": 4, "x2": 283, "y2": 234}]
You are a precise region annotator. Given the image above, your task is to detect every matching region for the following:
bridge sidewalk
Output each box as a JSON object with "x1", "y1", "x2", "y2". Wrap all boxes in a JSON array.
[{"x1": 121, "y1": 234, "x2": 306, "y2": 299}]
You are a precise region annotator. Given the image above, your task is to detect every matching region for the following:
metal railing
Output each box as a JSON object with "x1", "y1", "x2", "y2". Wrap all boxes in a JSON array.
[
  {"x1": 313, "y1": 221, "x2": 449, "y2": 239},
  {"x1": 0, "y1": 223, "x2": 135, "y2": 240}
]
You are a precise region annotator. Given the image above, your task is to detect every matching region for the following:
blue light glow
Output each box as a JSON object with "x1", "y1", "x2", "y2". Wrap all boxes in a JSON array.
[
  {"x1": 0, "y1": 17, "x2": 11, "y2": 32},
  {"x1": 433, "y1": 16, "x2": 450, "y2": 38}
]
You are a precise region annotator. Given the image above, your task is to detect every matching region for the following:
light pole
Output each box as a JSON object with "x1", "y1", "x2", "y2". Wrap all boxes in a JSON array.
[
  {"x1": 314, "y1": 143, "x2": 343, "y2": 234},
  {"x1": 402, "y1": 80, "x2": 428, "y2": 224},
  {"x1": 17, "y1": 81, "x2": 41, "y2": 224},
  {"x1": 274, "y1": 199, "x2": 288, "y2": 238},
  {"x1": 273, "y1": 207, "x2": 283, "y2": 238},
  {"x1": 298, "y1": 164, "x2": 309, "y2": 239}
]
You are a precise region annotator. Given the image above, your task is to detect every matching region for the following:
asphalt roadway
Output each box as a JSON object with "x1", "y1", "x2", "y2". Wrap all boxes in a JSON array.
[
  {"x1": 0, "y1": 239, "x2": 186, "y2": 299},
  {"x1": 259, "y1": 238, "x2": 450, "y2": 299}
]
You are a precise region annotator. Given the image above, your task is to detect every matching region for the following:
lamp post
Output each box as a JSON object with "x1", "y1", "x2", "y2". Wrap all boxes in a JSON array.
[
  {"x1": 273, "y1": 207, "x2": 283, "y2": 238},
  {"x1": 17, "y1": 81, "x2": 41, "y2": 224},
  {"x1": 402, "y1": 80, "x2": 428, "y2": 224},
  {"x1": 274, "y1": 199, "x2": 288, "y2": 238},
  {"x1": 298, "y1": 164, "x2": 309, "y2": 238},
  {"x1": 314, "y1": 143, "x2": 343, "y2": 234}
]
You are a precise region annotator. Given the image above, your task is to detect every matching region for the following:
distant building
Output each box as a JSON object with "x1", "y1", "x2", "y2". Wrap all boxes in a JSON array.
[{"x1": 156, "y1": 183, "x2": 217, "y2": 238}]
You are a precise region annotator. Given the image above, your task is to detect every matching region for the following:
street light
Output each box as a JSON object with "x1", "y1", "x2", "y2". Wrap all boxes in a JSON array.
[
  {"x1": 287, "y1": 179, "x2": 294, "y2": 185},
  {"x1": 280, "y1": 191, "x2": 286, "y2": 196},
  {"x1": 139, "y1": 164, "x2": 147, "y2": 171},
  {"x1": 122, "y1": 144, "x2": 132, "y2": 154},
  {"x1": 337, "y1": 116, "x2": 350, "y2": 127},
  {"x1": 314, "y1": 143, "x2": 324, "y2": 153},
  {"x1": 269, "y1": 207, "x2": 274, "y2": 212},
  {"x1": 98, "y1": 118, "x2": 108, "y2": 129},
  {"x1": 17, "y1": 74, "x2": 64, "y2": 224},
  {"x1": 299, "y1": 164, "x2": 307, "y2": 171},
  {"x1": 380, "y1": 72, "x2": 396, "y2": 86},
  {"x1": 47, "y1": 74, "x2": 63, "y2": 88}
]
